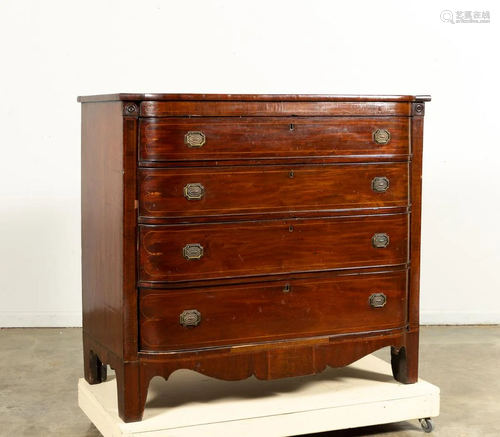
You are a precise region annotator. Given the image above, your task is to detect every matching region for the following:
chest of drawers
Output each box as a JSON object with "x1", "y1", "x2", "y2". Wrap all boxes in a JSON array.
[{"x1": 79, "y1": 93, "x2": 430, "y2": 423}]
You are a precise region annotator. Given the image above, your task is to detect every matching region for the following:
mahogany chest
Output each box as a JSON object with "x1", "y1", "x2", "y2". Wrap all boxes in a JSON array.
[{"x1": 78, "y1": 93, "x2": 430, "y2": 422}]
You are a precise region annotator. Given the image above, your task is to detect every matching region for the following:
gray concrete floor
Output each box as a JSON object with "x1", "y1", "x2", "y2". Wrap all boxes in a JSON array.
[{"x1": 0, "y1": 327, "x2": 498, "y2": 437}]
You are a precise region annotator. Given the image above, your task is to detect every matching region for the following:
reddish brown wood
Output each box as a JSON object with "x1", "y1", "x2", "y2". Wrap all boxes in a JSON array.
[
  {"x1": 83, "y1": 333, "x2": 144, "y2": 421},
  {"x1": 81, "y1": 102, "x2": 139, "y2": 363},
  {"x1": 81, "y1": 101, "x2": 125, "y2": 359},
  {"x1": 139, "y1": 270, "x2": 408, "y2": 351},
  {"x1": 139, "y1": 163, "x2": 409, "y2": 220},
  {"x1": 139, "y1": 214, "x2": 409, "y2": 283},
  {"x1": 140, "y1": 117, "x2": 409, "y2": 163},
  {"x1": 137, "y1": 329, "x2": 408, "y2": 388},
  {"x1": 78, "y1": 93, "x2": 430, "y2": 103},
  {"x1": 79, "y1": 94, "x2": 429, "y2": 422},
  {"x1": 391, "y1": 329, "x2": 419, "y2": 383},
  {"x1": 138, "y1": 155, "x2": 411, "y2": 169},
  {"x1": 409, "y1": 106, "x2": 426, "y2": 330},
  {"x1": 115, "y1": 361, "x2": 145, "y2": 423},
  {"x1": 138, "y1": 265, "x2": 408, "y2": 289},
  {"x1": 84, "y1": 339, "x2": 107, "y2": 384},
  {"x1": 122, "y1": 116, "x2": 139, "y2": 361},
  {"x1": 81, "y1": 101, "x2": 142, "y2": 422},
  {"x1": 83, "y1": 333, "x2": 112, "y2": 385},
  {"x1": 141, "y1": 101, "x2": 412, "y2": 117},
  {"x1": 389, "y1": 101, "x2": 428, "y2": 385},
  {"x1": 138, "y1": 206, "x2": 412, "y2": 225}
]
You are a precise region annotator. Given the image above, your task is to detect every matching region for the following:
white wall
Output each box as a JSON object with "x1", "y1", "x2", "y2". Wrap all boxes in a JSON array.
[{"x1": 0, "y1": 0, "x2": 498, "y2": 327}]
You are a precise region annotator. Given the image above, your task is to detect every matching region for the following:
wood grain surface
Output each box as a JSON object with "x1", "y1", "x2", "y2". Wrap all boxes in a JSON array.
[
  {"x1": 80, "y1": 94, "x2": 429, "y2": 422},
  {"x1": 140, "y1": 101, "x2": 412, "y2": 117},
  {"x1": 139, "y1": 214, "x2": 409, "y2": 283},
  {"x1": 139, "y1": 270, "x2": 408, "y2": 351},
  {"x1": 81, "y1": 101, "x2": 126, "y2": 359},
  {"x1": 77, "y1": 93, "x2": 430, "y2": 103},
  {"x1": 140, "y1": 117, "x2": 409, "y2": 162},
  {"x1": 139, "y1": 162, "x2": 409, "y2": 220}
]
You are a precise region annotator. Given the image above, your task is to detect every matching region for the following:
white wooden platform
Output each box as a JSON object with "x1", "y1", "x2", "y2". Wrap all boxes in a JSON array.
[{"x1": 78, "y1": 354, "x2": 440, "y2": 437}]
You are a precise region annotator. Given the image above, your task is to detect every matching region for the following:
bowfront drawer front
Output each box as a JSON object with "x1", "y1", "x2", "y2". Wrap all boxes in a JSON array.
[
  {"x1": 139, "y1": 163, "x2": 409, "y2": 220},
  {"x1": 139, "y1": 214, "x2": 409, "y2": 283},
  {"x1": 140, "y1": 100, "x2": 412, "y2": 118},
  {"x1": 139, "y1": 270, "x2": 408, "y2": 351},
  {"x1": 140, "y1": 117, "x2": 409, "y2": 162}
]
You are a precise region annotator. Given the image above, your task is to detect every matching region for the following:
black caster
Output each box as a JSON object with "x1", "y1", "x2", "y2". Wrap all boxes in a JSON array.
[{"x1": 419, "y1": 418, "x2": 435, "y2": 433}]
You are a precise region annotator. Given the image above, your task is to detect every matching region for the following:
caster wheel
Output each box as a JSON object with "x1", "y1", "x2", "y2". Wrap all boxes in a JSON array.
[{"x1": 419, "y1": 418, "x2": 435, "y2": 433}]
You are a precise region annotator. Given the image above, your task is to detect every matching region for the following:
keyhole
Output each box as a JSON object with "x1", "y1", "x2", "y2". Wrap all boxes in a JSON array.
[
  {"x1": 283, "y1": 283, "x2": 291, "y2": 293},
  {"x1": 290, "y1": 123, "x2": 294, "y2": 131},
  {"x1": 289, "y1": 225, "x2": 294, "y2": 232}
]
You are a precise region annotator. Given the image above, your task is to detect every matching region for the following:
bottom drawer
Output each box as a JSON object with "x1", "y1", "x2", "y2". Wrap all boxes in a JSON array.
[{"x1": 139, "y1": 270, "x2": 408, "y2": 352}]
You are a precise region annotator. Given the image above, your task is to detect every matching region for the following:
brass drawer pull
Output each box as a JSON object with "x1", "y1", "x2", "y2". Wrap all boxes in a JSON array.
[
  {"x1": 184, "y1": 131, "x2": 206, "y2": 148},
  {"x1": 373, "y1": 129, "x2": 391, "y2": 144},
  {"x1": 369, "y1": 293, "x2": 387, "y2": 308},
  {"x1": 372, "y1": 233, "x2": 389, "y2": 248},
  {"x1": 180, "y1": 309, "x2": 201, "y2": 327},
  {"x1": 184, "y1": 183, "x2": 205, "y2": 200},
  {"x1": 183, "y1": 244, "x2": 204, "y2": 260},
  {"x1": 372, "y1": 177, "x2": 389, "y2": 192}
]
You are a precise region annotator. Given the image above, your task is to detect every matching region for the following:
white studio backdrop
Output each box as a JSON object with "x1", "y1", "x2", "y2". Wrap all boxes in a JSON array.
[{"x1": 0, "y1": 0, "x2": 498, "y2": 327}]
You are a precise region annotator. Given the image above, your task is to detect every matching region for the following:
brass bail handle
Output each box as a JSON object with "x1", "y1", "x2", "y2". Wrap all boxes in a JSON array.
[
  {"x1": 372, "y1": 177, "x2": 389, "y2": 193},
  {"x1": 183, "y1": 244, "x2": 204, "y2": 260},
  {"x1": 184, "y1": 183, "x2": 205, "y2": 200},
  {"x1": 373, "y1": 129, "x2": 390, "y2": 145},
  {"x1": 372, "y1": 233, "x2": 389, "y2": 248},
  {"x1": 185, "y1": 131, "x2": 206, "y2": 148},
  {"x1": 369, "y1": 293, "x2": 387, "y2": 308},
  {"x1": 180, "y1": 309, "x2": 201, "y2": 327}
]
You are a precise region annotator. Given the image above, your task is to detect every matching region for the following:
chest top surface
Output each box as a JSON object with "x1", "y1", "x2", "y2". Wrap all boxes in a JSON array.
[{"x1": 77, "y1": 93, "x2": 431, "y2": 103}]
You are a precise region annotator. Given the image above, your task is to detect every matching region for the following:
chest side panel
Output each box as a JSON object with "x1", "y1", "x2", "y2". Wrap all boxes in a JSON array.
[{"x1": 81, "y1": 101, "x2": 125, "y2": 358}]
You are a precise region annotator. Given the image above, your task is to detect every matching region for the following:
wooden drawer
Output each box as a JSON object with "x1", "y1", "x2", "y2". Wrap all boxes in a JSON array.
[
  {"x1": 139, "y1": 99, "x2": 412, "y2": 118},
  {"x1": 140, "y1": 117, "x2": 409, "y2": 163},
  {"x1": 139, "y1": 163, "x2": 409, "y2": 220},
  {"x1": 139, "y1": 214, "x2": 408, "y2": 283},
  {"x1": 139, "y1": 270, "x2": 408, "y2": 351}
]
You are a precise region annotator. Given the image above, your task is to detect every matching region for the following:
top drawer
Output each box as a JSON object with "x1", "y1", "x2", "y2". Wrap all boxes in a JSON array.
[{"x1": 140, "y1": 117, "x2": 410, "y2": 163}]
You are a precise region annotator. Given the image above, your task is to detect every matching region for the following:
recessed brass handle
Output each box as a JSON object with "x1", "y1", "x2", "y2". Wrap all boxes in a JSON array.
[
  {"x1": 184, "y1": 131, "x2": 206, "y2": 148},
  {"x1": 373, "y1": 129, "x2": 391, "y2": 145},
  {"x1": 183, "y1": 244, "x2": 204, "y2": 260},
  {"x1": 180, "y1": 309, "x2": 201, "y2": 327},
  {"x1": 372, "y1": 233, "x2": 389, "y2": 248},
  {"x1": 184, "y1": 183, "x2": 205, "y2": 200},
  {"x1": 372, "y1": 177, "x2": 390, "y2": 192},
  {"x1": 369, "y1": 293, "x2": 387, "y2": 308}
]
